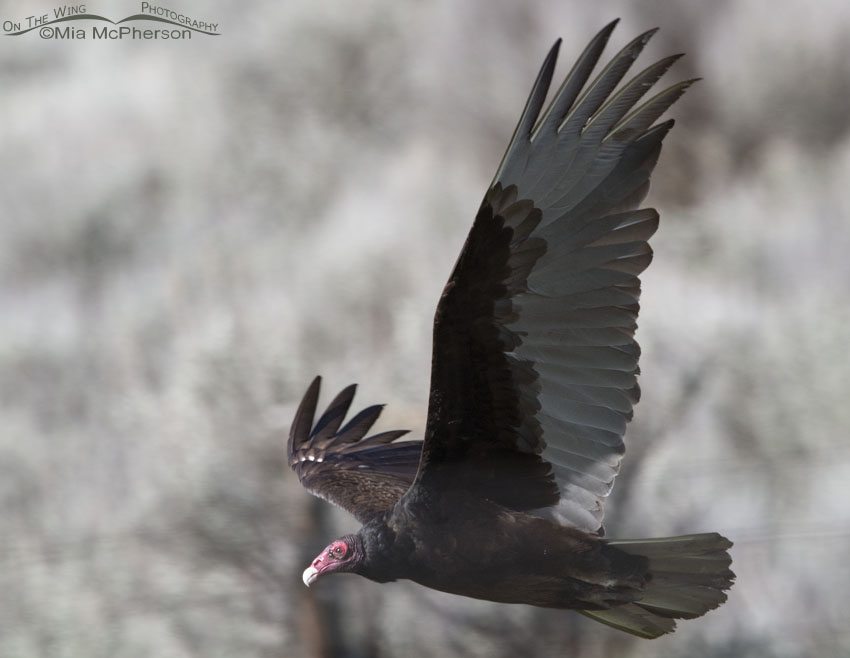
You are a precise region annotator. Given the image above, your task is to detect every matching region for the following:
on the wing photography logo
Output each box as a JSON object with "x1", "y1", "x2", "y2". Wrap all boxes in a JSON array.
[{"x1": 3, "y1": 3, "x2": 219, "y2": 40}]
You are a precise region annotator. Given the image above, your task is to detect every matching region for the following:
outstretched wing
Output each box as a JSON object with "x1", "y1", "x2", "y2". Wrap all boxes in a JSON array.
[
  {"x1": 288, "y1": 376, "x2": 423, "y2": 524},
  {"x1": 412, "y1": 21, "x2": 695, "y2": 534}
]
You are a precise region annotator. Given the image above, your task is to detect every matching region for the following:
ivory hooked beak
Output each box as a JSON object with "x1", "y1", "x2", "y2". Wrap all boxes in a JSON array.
[{"x1": 302, "y1": 565, "x2": 319, "y2": 587}]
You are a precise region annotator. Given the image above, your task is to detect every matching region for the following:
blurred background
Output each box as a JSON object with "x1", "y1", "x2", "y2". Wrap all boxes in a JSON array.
[{"x1": 2, "y1": 0, "x2": 850, "y2": 656}]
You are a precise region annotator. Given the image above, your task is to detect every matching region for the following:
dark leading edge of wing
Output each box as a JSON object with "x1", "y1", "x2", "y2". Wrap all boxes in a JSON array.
[
  {"x1": 288, "y1": 376, "x2": 422, "y2": 524},
  {"x1": 410, "y1": 20, "x2": 696, "y2": 534}
]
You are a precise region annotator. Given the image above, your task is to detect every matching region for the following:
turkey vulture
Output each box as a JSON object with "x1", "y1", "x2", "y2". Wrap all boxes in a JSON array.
[{"x1": 288, "y1": 20, "x2": 734, "y2": 639}]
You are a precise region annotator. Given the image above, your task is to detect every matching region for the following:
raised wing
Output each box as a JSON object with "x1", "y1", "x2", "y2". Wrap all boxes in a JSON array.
[
  {"x1": 288, "y1": 376, "x2": 423, "y2": 524},
  {"x1": 413, "y1": 21, "x2": 695, "y2": 534}
]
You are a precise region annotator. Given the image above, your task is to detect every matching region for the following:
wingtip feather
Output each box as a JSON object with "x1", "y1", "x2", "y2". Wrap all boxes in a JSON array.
[
  {"x1": 312, "y1": 383, "x2": 358, "y2": 441},
  {"x1": 288, "y1": 376, "x2": 322, "y2": 460}
]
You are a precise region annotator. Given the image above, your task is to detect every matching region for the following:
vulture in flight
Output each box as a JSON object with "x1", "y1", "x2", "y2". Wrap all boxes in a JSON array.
[{"x1": 288, "y1": 20, "x2": 734, "y2": 639}]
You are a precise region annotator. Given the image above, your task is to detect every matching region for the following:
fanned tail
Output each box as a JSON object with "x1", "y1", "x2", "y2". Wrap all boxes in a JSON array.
[{"x1": 582, "y1": 533, "x2": 735, "y2": 639}]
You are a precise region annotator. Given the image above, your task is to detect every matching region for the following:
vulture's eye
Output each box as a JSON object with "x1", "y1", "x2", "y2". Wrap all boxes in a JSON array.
[{"x1": 330, "y1": 542, "x2": 347, "y2": 559}]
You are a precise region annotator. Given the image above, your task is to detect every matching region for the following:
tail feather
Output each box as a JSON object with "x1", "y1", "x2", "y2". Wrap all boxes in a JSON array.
[
  {"x1": 581, "y1": 603, "x2": 676, "y2": 639},
  {"x1": 582, "y1": 532, "x2": 735, "y2": 639}
]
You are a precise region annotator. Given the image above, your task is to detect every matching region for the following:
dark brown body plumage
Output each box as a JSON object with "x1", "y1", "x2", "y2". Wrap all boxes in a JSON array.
[{"x1": 384, "y1": 498, "x2": 649, "y2": 611}]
